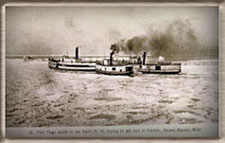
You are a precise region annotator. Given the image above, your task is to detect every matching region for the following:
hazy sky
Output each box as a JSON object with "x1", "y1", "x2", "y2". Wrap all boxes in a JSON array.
[{"x1": 6, "y1": 6, "x2": 218, "y2": 56}]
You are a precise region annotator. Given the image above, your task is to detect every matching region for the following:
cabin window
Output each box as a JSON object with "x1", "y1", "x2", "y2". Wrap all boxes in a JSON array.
[
  {"x1": 156, "y1": 65, "x2": 161, "y2": 70},
  {"x1": 105, "y1": 67, "x2": 106, "y2": 71},
  {"x1": 120, "y1": 69, "x2": 122, "y2": 72},
  {"x1": 140, "y1": 65, "x2": 142, "y2": 68},
  {"x1": 112, "y1": 67, "x2": 116, "y2": 71}
]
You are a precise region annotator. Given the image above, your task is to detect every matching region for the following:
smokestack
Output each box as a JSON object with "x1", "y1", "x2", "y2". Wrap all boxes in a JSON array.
[
  {"x1": 143, "y1": 52, "x2": 146, "y2": 65},
  {"x1": 110, "y1": 51, "x2": 114, "y2": 66},
  {"x1": 75, "y1": 47, "x2": 79, "y2": 59}
]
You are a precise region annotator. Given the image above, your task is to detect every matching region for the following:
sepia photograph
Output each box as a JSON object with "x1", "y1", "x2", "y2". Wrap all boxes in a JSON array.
[{"x1": 4, "y1": 4, "x2": 219, "y2": 138}]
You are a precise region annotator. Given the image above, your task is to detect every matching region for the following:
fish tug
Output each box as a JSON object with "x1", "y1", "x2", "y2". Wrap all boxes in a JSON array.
[
  {"x1": 95, "y1": 51, "x2": 134, "y2": 76},
  {"x1": 48, "y1": 47, "x2": 96, "y2": 71},
  {"x1": 139, "y1": 52, "x2": 181, "y2": 74},
  {"x1": 48, "y1": 47, "x2": 181, "y2": 75}
]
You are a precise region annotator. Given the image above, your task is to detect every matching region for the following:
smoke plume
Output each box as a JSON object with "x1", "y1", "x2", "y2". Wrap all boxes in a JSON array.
[{"x1": 110, "y1": 19, "x2": 199, "y2": 60}]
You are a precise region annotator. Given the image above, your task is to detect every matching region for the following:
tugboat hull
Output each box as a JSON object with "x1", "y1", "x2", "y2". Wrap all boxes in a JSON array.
[
  {"x1": 140, "y1": 63, "x2": 181, "y2": 74},
  {"x1": 96, "y1": 69, "x2": 133, "y2": 75},
  {"x1": 48, "y1": 58, "x2": 96, "y2": 71},
  {"x1": 96, "y1": 64, "x2": 133, "y2": 76},
  {"x1": 48, "y1": 47, "x2": 96, "y2": 71}
]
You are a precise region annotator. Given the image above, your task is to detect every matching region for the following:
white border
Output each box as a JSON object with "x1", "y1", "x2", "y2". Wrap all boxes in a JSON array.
[
  {"x1": 1, "y1": 4, "x2": 5, "y2": 138},
  {"x1": 219, "y1": 4, "x2": 223, "y2": 138},
  {"x1": 3, "y1": 2, "x2": 220, "y2": 7}
]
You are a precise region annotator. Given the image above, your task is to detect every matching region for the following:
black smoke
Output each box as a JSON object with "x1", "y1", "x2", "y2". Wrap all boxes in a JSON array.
[{"x1": 110, "y1": 19, "x2": 200, "y2": 60}]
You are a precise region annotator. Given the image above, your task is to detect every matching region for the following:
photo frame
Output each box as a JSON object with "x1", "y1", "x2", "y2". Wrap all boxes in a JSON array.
[{"x1": 1, "y1": 0, "x2": 224, "y2": 142}]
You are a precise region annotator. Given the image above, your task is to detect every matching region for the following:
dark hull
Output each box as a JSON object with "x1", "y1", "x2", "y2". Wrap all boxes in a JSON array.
[
  {"x1": 96, "y1": 69, "x2": 133, "y2": 76},
  {"x1": 140, "y1": 69, "x2": 181, "y2": 74}
]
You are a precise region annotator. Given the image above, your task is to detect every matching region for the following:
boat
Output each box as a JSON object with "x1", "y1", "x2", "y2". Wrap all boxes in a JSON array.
[
  {"x1": 48, "y1": 47, "x2": 96, "y2": 71},
  {"x1": 139, "y1": 52, "x2": 181, "y2": 74},
  {"x1": 95, "y1": 51, "x2": 134, "y2": 76}
]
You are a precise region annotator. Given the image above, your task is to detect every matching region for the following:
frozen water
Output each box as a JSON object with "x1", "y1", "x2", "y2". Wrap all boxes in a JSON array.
[{"x1": 6, "y1": 59, "x2": 219, "y2": 127}]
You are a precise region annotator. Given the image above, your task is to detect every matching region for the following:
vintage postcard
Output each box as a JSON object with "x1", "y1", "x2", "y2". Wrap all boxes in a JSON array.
[{"x1": 3, "y1": 3, "x2": 220, "y2": 138}]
